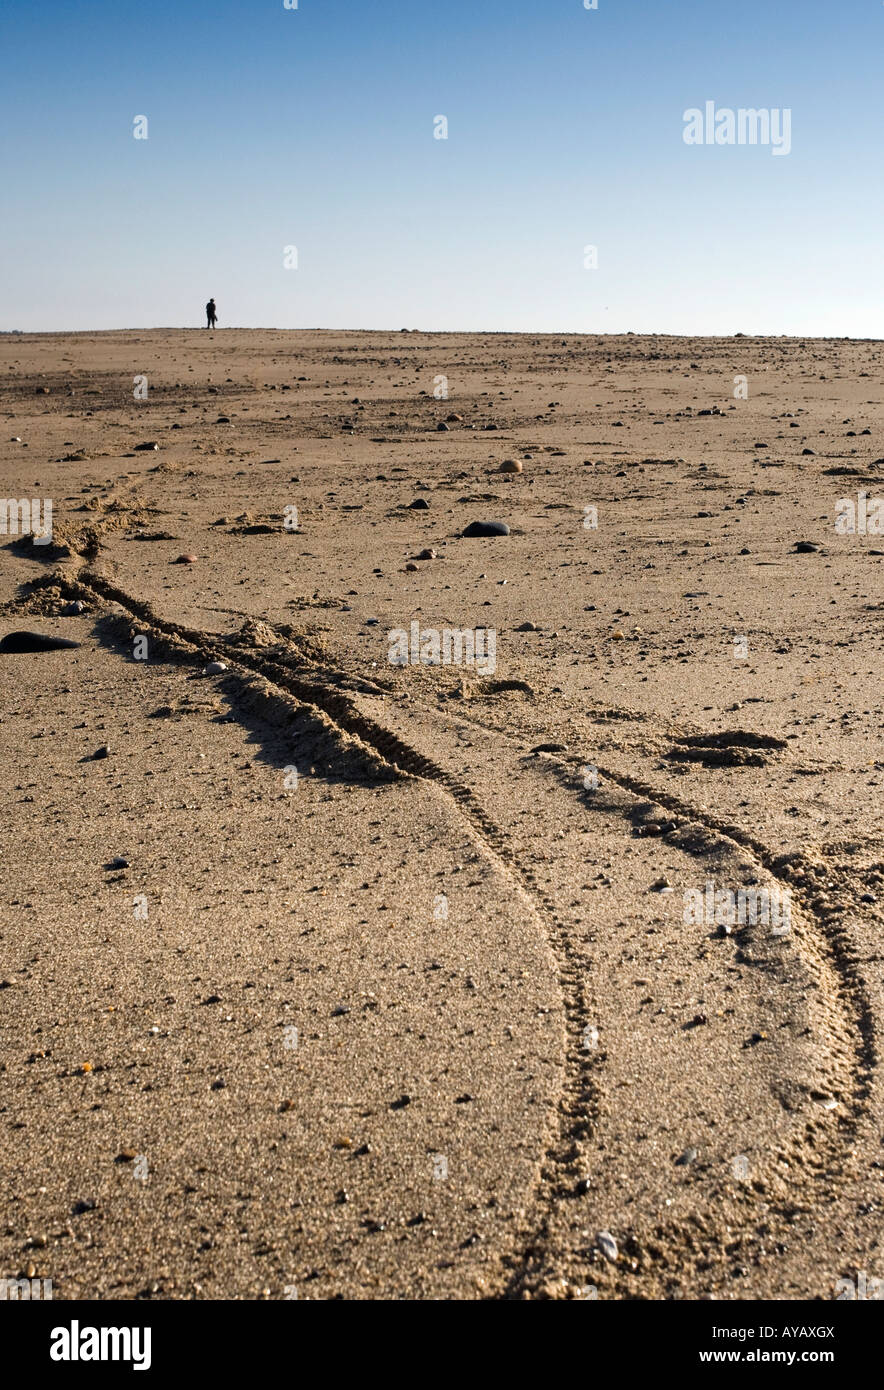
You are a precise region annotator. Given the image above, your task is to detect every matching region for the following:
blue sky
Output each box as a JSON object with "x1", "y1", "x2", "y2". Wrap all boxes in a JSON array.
[{"x1": 2, "y1": 0, "x2": 882, "y2": 334}]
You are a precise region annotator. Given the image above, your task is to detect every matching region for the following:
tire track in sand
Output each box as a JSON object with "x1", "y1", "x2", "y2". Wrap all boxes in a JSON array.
[{"x1": 21, "y1": 567, "x2": 875, "y2": 1298}]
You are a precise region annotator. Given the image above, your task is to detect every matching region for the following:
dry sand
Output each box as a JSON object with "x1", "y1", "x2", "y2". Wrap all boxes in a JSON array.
[{"x1": 0, "y1": 328, "x2": 881, "y2": 1300}]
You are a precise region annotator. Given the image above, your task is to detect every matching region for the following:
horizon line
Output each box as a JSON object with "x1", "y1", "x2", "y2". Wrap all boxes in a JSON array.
[{"x1": 2, "y1": 327, "x2": 882, "y2": 343}]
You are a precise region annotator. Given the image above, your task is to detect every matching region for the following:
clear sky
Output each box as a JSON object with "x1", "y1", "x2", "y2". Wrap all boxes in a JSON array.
[{"x1": 2, "y1": 0, "x2": 881, "y2": 335}]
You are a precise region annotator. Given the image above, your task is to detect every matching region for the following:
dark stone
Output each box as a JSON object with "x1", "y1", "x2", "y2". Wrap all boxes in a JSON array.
[
  {"x1": 462, "y1": 520, "x2": 510, "y2": 537},
  {"x1": 0, "y1": 631, "x2": 81, "y2": 652}
]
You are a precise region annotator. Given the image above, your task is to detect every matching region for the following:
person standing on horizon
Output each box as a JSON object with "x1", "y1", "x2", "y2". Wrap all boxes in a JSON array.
[{"x1": 205, "y1": 298, "x2": 217, "y2": 329}]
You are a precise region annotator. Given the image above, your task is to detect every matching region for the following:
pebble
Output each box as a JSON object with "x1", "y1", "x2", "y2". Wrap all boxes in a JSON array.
[
  {"x1": 409, "y1": 498, "x2": 430, "y2": 509},
  {"x1": 174, "y1": 554, "x2": 197, "y2": 564},
  {"x1": 596, "y1": 1231, "x2": 618, "y2": 1262},
  {"x1": 134, "y1": 441, "x2": 159, "y2": 451},
  {"x1": 499, "y1": 459, "x2": 523, "y2": 473},
  {"x1": 650, "y1": 876, "x2": 671, "y2": 891},
  {"x1": 1, "y1": 631, "x2": 81, "y2": 653},
  {"x1": 203, "y1": 661, "x2": 227, "y2": 675},
  {"x1": 436, "y1": 422, "x2": 450, "y2": 431},
  {"x1": 415, "y1": 548, "x2": 436, "y2": 560},
  {"x1": 107, "y1": 857, "x2": 129, "y2": 870},
  {"x1": 64, "y1": 600, "x2": 86, "y2": 615},
  {"x1": 794, "y1": 541, "x2": 821, "y2": 553},
  {"x1": 675, "y1": 1147, "x2": 698, "y2": 1166},
  {"x1": 92, "y1": 745, "x2": 111, "y2": 759},
  {"x1": 462, "y1": 520, "x2": 510, "y2": 537},
  {"x1": 516, "y1": 621, "x2": 537, "y2": 631}
]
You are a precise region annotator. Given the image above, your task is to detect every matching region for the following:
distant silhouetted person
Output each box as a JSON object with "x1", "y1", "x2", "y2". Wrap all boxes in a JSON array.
[{"x1": 205, "y1": 298, "x2": 217, "y2": 329}]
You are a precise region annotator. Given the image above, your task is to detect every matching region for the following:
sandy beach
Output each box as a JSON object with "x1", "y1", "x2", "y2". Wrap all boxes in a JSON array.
[{"x1": 1, "y1": 328, "x2": 882, "y2": 1300}]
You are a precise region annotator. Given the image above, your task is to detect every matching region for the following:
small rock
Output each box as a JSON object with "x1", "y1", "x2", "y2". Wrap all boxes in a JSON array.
[
  {"x1": 134, "y1": 441, "x2": 159, "y2": 451},
  {"x1": 390, "y1": 1094, "x2": 411, "y2": 1110},
  {"x1": 596, "y1": 1231, "x2": 618, "y2": 1262},
  {"x1": 499, "y1": 459, "x2": 523, "y2": 473},
  {"x1": 106, "y1": 857, "x2": 129, "y2": 870},
  {"x1": 793, "y1": 541, "x2": 821, "y2": 553},
  {"x1": 462, "y1": 520, "x2": 510, "y2": 537},
  {"x1": 650, "y1": 876, "x2": 671, "y2": 891},
  {"x1": 675, "y1": 1147, "x2": 698, "y2": 1166},
  {"x1": 409, "y1": 498, "x2": 430, "y2": 509},
  {"x1": 436, "y1": 422, "x2": 450, "y2": 432},
  {"x1": 415, "y1": 548, "x2": 436, "y2": 560},
  {"x1": 92, "y1": 745, "x2": 110, "y2": 760},
  {"x1": 516, "y1": 621, "x2": 537, "y2": 631},
  {"x1": 0, "y1": 631, "x2": 81, "y2": 653},
  {"x1": 203, "y1": 661, "x2": 227, "y2": 675},
  {"x1": 174, "y1": 553, "x2": 197, "y2": 564}
]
